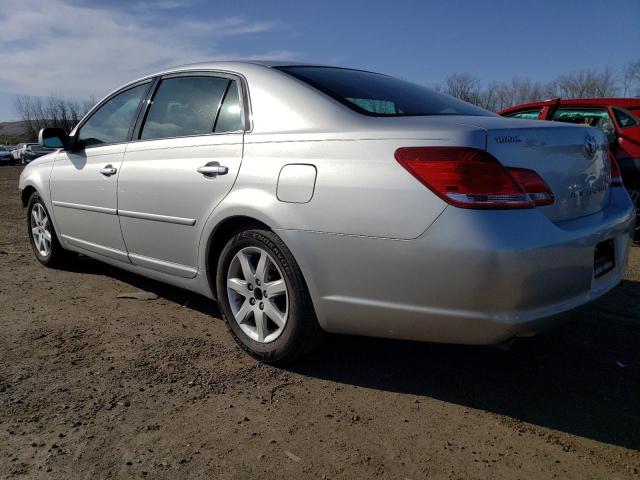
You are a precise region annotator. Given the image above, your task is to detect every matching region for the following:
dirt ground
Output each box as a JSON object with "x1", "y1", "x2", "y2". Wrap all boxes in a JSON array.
[{"x1": 1, "y1": 165, "x2": 639, "y2": 479}]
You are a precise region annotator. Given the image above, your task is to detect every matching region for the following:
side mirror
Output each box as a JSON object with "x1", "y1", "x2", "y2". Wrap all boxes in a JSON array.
[{"x1": 39, "y1": 127, "x2": 69, "y2": 149}]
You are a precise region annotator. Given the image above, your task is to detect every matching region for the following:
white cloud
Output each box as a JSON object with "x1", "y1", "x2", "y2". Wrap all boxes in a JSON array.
[
  {"x1": 130, "y1": 0, "x2": 195, "y2": 10},
  {"x1": 0, "y1": 0, "x2": 297, "y2": 102}
]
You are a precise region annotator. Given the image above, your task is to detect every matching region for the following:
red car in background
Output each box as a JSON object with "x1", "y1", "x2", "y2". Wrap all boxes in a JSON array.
[{"x1": 500, "y1": 98, "x2": 640, "y2": 233}]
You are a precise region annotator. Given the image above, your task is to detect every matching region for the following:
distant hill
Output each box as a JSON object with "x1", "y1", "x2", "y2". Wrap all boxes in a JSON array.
[
  {"x1": 0, "y1": 121, "x2": 30, "y2": 144},
  {"x1": 0, "y1": 120, "x2": 28, "y2": 135}
]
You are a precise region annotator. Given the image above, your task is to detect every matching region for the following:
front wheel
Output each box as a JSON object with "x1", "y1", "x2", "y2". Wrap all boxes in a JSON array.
[
  {"x1": 27, "y1": 192, "x2": 71, "y2": 267},
  {"x1": 216, "y1": 229, "x2": 323, "y2": 363}
]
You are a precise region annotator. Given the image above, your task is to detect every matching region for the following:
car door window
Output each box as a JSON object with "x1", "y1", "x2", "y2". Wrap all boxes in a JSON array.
[
  {"x1": 140, "y1": 76, "x2": 233, "y2": 140},
  {"x1": 612, "y1": 108, "x2": 638, "y2": 128},
  {"x1": 77, "y1": 83, "x2": 149, "y2": 147},
  {"x1": 506, "y1": 110, "x2": 541, "y2": 120},
  {"x1": 551, "y1": 108, "x2": 615, "y2": 135}
]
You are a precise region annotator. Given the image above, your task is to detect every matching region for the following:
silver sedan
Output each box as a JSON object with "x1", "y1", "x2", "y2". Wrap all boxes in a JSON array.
[{"x1": 19, "y1": 61, "x2": 636, "y2": 362}]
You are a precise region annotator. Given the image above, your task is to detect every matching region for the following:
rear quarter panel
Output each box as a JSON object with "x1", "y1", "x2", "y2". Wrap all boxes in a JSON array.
[{"x1": 236, "y1": 134, "x2": 447, "y2": 239}]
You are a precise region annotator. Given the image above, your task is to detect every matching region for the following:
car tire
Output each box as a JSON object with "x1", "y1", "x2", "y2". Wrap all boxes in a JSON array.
[
  {"x1": 216, "y1": 228, "x2": 324, "y2": 363},
  {"x1": 27, "y1": 192, "x2": 72, "y2": 267}
]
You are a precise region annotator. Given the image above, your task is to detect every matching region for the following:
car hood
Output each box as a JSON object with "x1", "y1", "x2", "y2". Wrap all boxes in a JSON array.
[{"x1": 27, "y1": 150, "x2": 58, "y2": 164}]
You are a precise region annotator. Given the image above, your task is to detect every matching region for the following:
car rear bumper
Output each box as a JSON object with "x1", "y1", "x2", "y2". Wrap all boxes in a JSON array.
[{"x1": 280, "y1": 188, "x2": 636, "y2": 345}]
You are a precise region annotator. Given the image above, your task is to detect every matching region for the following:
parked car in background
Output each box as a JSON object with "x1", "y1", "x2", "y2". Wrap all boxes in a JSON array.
[
  {"x1": 18, "y1": 62, "x2": 636, "y2": 362},
  {"x1": 0, "y1": 146, "x2": 13, "y2": 165},
  {"x1": 500, "y1": 98, "x2": 640, "y2": 234},
  {"x1": 22, "y1": 144, "x2": 55, "y2": 164},
  {"x1": 11, "y1": 143, "x2": 39, "y2": 164}
]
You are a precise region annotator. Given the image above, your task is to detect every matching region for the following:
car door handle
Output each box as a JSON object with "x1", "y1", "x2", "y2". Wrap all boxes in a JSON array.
[
  {"x1": 197, "y1": 162, "x2": 229, "y2": 177},
  {"x1": 100, "y1": 164, "x2": 117, "y2": 176}
]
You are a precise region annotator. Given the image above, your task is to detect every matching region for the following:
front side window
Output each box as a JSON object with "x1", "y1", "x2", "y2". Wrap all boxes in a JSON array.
[
  {"x1": 77, "y1": 83, "x2": 149, "y2": 147},
  {"x1": 612, "y1": 108, "x2": 638, "y2": 128},
  {"x1": 506, "y1": 109, "x2": 541, "y2": 120},
  {"x1": 277, "y1": 66, "x2": 491, "y2": 117},
  {"x1": 140, "y1": 76, "x2": 236, "y2": 140},
  {"x1": 551, "y1": 108, "x2": 615, "y2": 136}
]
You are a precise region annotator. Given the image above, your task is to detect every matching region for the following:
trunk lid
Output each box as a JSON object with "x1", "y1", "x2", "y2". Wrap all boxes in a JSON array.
[
  {"x1": 362, "y1": 115, "x2": 611, "y2": 222},
  {"x1": 476, "y1": 118, "x2": 610, "y2": 222}
]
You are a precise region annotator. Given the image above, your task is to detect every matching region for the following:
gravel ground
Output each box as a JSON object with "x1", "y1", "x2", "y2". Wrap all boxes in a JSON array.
[{"x1": 1, "y1": 165, "x2": 639, "y2": 479}]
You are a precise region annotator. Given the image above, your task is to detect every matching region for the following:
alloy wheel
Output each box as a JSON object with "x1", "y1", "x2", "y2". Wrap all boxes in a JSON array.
[
  {"x1": 30, "y1": 203, "x2": 52, "y2": 257},
  {"x1": 226, "y1": 246, "x2": 289, "y2": 343}
]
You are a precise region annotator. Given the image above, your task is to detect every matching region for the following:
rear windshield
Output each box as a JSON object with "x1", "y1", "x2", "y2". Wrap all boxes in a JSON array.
[{"x1": 277, "y1": 66, "x2": 492, "y2": 117}]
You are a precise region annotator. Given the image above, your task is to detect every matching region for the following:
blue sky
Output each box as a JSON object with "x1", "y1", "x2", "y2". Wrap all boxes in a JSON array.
[{"x1": 1, "y1": 0, "x2": 638, "y2": 121}]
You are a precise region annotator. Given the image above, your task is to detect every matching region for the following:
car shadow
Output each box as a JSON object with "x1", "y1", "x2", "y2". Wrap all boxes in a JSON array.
[
  {"x1": 59, "y1": 254, "x2": 220, "y2": 317},
  {"x1": 59, "y1": 256, "x2": 640, "y2": 450},
  {"x1": 289, "y1": 281, "x2": 640, "y2": 451}
]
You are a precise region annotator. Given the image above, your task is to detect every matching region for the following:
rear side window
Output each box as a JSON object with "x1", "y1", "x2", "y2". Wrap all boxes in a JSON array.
[
  {"x1": 505, "y1": 110, "x2": 540, "y2": 120},
  {"x1": 78, "y1": 83, "x2": 149, "y2": 147},
  {"x1": 214, "y1": 81, "x2": 244, "y2": 132},
  {"x1": 277, "y1": 66, "x2": 491, "y2": 117},
  {"x1": 612, "y1": 108, "x2": 638, "y2": 128},
  {"x1": 140, "y1": 76, "x2": 235, "y2": 140}
]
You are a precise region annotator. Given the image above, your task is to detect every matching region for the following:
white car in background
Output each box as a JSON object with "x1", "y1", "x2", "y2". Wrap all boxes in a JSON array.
[{"x1": 11, "y1": 143, "x2": 38, "y2": 163}]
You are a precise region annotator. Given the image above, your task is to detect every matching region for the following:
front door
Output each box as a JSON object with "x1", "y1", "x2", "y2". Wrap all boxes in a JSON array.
[
  {"x1": 117, "y1": 74, "x2": 246, "y2": 277},
  {"x1": 50, "y1": 82, "x2": 150, "y2": 261}
]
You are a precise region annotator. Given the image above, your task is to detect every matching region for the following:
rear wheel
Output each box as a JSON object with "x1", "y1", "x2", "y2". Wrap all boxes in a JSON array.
[
  {"x1": 216, "y1": 229, "x2": 323, "y2": 363},
  {"x1": 27, "y1": 192, "x2": 71, "y2": 267}
]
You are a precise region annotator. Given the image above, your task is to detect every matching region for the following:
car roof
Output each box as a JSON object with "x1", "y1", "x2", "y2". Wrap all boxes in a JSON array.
[
  {"x1": 147, "y1": 60, "x2": 333, "y2": 77},
  {"x1": 159, "y1": 60, "x2": 349, "y2": 69},
  {"x1": 125, "y1": 60, "x2": 383, "y2": 88},
  {"x1": 499, "y1": 97, "x2": 640, "y2": 115}
]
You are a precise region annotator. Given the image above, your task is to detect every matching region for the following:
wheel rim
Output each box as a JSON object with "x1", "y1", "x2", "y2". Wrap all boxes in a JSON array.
[
  {"x1": 30, "y1": 203, "x2": 52, "y2": 257},
  {"x1": 226, "y1": 246, "x2": 289, "y2": 343}
]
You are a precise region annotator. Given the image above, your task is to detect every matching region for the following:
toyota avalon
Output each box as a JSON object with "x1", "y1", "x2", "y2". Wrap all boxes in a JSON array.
[{"x1": 19, "y1": 61, "x2": 636, "y2": 362}]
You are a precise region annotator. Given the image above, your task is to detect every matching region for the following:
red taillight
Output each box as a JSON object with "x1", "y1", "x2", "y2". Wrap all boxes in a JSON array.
[
  {"x1": 608, "y1": 149, "x2": 624, "y2": 187},
  {"x1": 395, "y1": 147, "x2": 554, "y2": 209},
  {"x1": 507, "y1": 167, "x2": 555, "y2": 206}
]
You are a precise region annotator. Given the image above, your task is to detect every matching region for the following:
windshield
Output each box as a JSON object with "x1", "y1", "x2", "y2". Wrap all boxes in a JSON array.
[{"x1": 277, "y1": 66, "x2": 492, "y2": 117}]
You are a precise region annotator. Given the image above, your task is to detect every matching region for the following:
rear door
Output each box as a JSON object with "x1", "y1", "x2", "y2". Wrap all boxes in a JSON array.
[
  {"x1": 50, "y1": 82, "x2": 151, "y2": 261},
  {"x1": 117, "y1": 73, "x2": 246, "y2": 277}
]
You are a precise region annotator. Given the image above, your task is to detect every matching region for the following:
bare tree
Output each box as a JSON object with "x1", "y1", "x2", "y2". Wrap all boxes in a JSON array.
[
  {"x1": 622, "y1": 60, "x2": 640, "y2": 97},
  {"x1": 14, "y1": 94, "x2": 95, "y2": 141},
  {"x1": 436, "y1": 66, "x2": 624, "y2": 112},
  {"x1": 441, "y1": 72, "x2": 482, "y2": 104},
  {"x1": 545, "y1": 66, "x2": 618, "y2": 98},
  {"x1": 492, "y1": 78, "x2": 546, "y2": 110}
]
